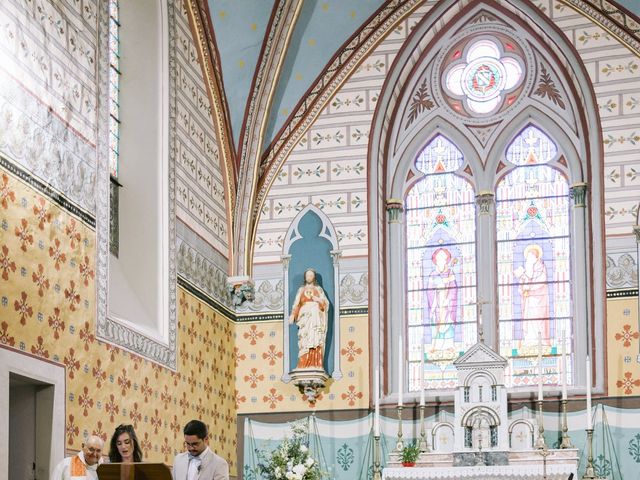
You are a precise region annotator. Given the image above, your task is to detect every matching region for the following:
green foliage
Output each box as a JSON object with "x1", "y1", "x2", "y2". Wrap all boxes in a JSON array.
[
  {"x1": 257, "y1": 420, "x2": 326, "y2": 480},
  {"x1": 401, "y1": 442, "x2": 421, "y2": 464}
]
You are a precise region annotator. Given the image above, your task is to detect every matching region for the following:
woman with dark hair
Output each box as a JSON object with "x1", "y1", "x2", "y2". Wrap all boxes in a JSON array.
[{"x1": 109, "y1": 424, "x2": 142, "y2": 463}]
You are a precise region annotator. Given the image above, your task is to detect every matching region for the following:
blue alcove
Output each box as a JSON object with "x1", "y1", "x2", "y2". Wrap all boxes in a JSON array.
[{"x1": 283, "y1": 205, "x2": 341, "y2": 380}]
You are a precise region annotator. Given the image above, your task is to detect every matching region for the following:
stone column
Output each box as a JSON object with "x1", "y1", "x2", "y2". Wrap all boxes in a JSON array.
[
  {"x1": 281, "y1": 254, "x2": 292, "y2": 383},
  {"x1": 570, "y1": 182, "x2": 588, "y2": 388},
  {"x1": 475, "y1": 191, "x2": 497, "y2": 350},
  {"x1": 330, "y1": 249, "x2": 343, "y2": 380},
  {"x1": 386, "y1": 198, "x2": 405, "y2": 400}
]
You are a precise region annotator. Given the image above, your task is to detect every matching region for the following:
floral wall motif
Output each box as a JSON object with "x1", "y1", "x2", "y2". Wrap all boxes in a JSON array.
[
  {"x1": 234, "y1": 315, "x2": 369, "y2": 414},
  {"x1": 0, "y1": 166, "x2": 237, "y2": 475},
  {"x1": 607, "y1": 297, "x2": 640, "y2": 396}
]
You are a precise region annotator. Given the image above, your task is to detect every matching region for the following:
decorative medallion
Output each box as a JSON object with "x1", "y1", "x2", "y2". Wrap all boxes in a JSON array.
[{"x1": 444, "y1": 38, "x2": 524, "y2": 116}]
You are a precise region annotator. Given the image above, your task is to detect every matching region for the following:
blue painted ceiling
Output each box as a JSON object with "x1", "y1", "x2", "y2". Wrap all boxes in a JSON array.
[{"x1": 208, "y1": 0, "x2": 384, "y2": 151}]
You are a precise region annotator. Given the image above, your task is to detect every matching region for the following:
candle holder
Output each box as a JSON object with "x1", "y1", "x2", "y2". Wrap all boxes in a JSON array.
[
  {"x1": 560, "y1": 399, "x2": 574, "y2": 449},
  {"x1": 395, "y1": 405, "x2": 404, "y2": 452},
  {"x1": 535, "y1": 400, "x2": 547, "y2": 450},
  {"x1": 373, "y1": 434, "x2": 382, "y2": 480},
  {"x1": 581, "y1": 428, "x2": 605, "y2": 480},
  {"x1": 418, "y1": 404, "x2": 430, "y2": 453}
]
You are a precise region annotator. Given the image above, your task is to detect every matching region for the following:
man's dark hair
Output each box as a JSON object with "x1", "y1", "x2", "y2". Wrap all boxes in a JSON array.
[{"x1": 184, "y1": 419, "x2": 208, "y2": 439}]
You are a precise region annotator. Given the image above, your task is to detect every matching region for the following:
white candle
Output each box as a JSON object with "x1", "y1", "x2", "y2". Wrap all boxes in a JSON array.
[
  {"x1": 586, "y1": 355, "x2": 592, "y2": 430},
  {"x1": 398, "y1": 336, "x2": 403, "y2": 406},
  {"x1": 561, "y1": 330, "x2": 567, "y2": 400},
  {"x1": 537, "y1": 332, "x2": 543, "y2": 401},
  {"x1": 419, "y1": 343, "x2": 425, "y2": 406},
  {"x1": 374, "y1": 368, "x2": 380, "y2": 436}
]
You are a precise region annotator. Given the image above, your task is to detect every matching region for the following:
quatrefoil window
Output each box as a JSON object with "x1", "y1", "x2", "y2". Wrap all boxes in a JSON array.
[{"x1": 444, "y1": 38, "x2": 524, "y2": 115}]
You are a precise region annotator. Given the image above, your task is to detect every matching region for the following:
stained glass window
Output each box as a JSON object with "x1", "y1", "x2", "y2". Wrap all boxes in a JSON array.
[
  {"x1": 406, "y1": 135, "x2": 477, "y2": 391},
  {"x1": 109, "y1": 0, "x2": 121, "y2": 178},
  {"x1": 444, "y1": 38, "x2": 524, "y2": 115},
  {"x1": 496, "y1": 127, "x2": 572, "y2": 389}
]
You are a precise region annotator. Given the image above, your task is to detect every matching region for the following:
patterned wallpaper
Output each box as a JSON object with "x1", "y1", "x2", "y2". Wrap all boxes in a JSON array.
[
  {"x1": 607, "y1": 297, "x2": 640, "y2": 396},
  {"x1": 0, "y1": 0, "x2": 98, "y2": 214},
  {"x1": 536, "y1": 0, "x2": 640, "y2": 237},
  {"x1": 174, "y1": 2, "x2": 229, "y2": 259},
  {"x1": 235, "y1": 315, "x2": 369, "y2": 414},
  {"x1": 0, "y1": 165, "x2": 238, "y2": 474}
]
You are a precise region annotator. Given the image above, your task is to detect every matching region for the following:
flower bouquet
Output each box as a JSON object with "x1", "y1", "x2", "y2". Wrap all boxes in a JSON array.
[{"x1": 257, "y1": 420, "x2": 326, "y2": 480}]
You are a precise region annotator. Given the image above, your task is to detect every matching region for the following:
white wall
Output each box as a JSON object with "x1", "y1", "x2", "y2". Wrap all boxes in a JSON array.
[{"x1": 108, "y1": 0, "x2": 170, "y2": 340}]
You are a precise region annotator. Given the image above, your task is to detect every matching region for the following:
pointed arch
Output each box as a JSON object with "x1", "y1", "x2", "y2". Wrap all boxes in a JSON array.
[
  {"x1": 281, "y1": 204, "x2": 341, "y2": 382},
  {"x1": 369, "y1": 0, "x2": 604, "y2": 402}
]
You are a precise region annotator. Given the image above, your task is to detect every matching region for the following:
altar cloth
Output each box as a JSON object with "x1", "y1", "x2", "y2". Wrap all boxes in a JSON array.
[{"x1": 382, "y1": 464, "x2": 576, "y2": 480}]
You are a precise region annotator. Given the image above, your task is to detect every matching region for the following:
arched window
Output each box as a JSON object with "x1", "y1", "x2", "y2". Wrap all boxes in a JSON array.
[
  {"x1": 496, "y1": 126, "x2": 572, "y2": 387},
  {"x1": 108, "y1": 0, "x2": 121, "y2": 179},
  {"x1": 372, "y1": 3, "x2": 604, "y2": 401},
  {"x1": 406, "y1": 135, "x2": 477, "y2": 391}
]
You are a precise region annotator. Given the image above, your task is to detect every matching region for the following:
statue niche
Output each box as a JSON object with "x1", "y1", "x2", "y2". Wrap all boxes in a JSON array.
[{"x1": 281, "y1": 205, "x2": 341, "y2": 403}]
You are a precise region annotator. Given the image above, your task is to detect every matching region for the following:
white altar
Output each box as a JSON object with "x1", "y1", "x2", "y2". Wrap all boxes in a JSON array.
[
  {"x1": 383, "y1": 464, "x2": 576, "y2": 480},
  {"x1": 383, "y1": 341, "x2": 578, "y2": 480}
]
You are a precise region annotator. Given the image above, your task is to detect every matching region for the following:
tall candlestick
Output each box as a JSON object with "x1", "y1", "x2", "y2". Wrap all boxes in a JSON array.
[
  {"x1": 561, "y1": 330, "x2": 567, "y2": 400},
  {"x1": 537, "y1": 332, "x2": 543, "y2": 401},
  {"x1": 586, "y1": 355, "x2": 592, "y2": 430},
  {"x1": 374, "y1": 368, "x2": 380, "y2": 437},
  {"x1": 398, "y1": 336, "x2": 403, "y2": 407},
  {"x1": 419, "y1": 343, "x2": 425, "y2": 406}
]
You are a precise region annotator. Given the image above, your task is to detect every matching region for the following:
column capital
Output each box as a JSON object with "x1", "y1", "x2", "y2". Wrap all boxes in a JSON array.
[
  {"x1": 281, "y1": 254, "x2": 292, "y2": 269},
  {"x1": 386, "y1": 198, "x2": 404, "y2": 223},
  {"x1": 476, "y1": 191, "x2": 495, "y2": 215},
  {"x1": 569, "y1": 182, "x2": 588, "y2": 207}
]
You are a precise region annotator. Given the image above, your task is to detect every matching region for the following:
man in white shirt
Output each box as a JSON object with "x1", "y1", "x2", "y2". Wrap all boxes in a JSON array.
[
  {"x1": 173, "y1": 420, "x2": 228, "y2": 480},
  {"x1": 51, "y1": 435, "x2": 104, "y2": 480}
]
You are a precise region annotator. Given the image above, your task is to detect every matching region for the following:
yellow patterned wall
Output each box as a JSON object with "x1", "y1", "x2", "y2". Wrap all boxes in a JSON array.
[
  {"x1": 0, "y1": 166, "x2": 237, "y2": 475},
  {"x1": 606, "y1": 296, "x2": 640, "y2": 396},
  {"x1": 235, "y1": 315, "x2": 369, "y2": 414}
]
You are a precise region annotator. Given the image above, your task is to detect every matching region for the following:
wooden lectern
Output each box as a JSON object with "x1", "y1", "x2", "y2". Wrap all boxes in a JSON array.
[{"x1": 97, "y1": 462, "x2": 172, "y2": 480}]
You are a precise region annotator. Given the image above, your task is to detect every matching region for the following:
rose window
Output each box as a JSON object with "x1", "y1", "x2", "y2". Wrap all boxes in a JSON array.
[{"x1": 444, "y1": 38, "x2": 524, "y2": 115}]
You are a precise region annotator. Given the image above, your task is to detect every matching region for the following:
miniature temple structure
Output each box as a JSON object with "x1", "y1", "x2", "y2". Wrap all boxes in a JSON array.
[{"x1": 383, "y1": 341, "x2": 579, "y2": 480}]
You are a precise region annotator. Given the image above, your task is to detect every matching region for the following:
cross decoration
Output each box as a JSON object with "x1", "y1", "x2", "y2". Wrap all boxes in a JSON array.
[{"x1": 469, "y1": 297, "x2": 491, "y2": 342}]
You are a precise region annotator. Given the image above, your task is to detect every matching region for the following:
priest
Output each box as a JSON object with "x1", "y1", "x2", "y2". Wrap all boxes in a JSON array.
[{"x1": 51, "y1": 435, "x2": 104, "y2": 480}]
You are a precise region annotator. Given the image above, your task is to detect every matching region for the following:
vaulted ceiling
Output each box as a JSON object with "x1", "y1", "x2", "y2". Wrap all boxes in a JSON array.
[
  {"x1": 208, "y1": 0, "x2": 385, "y2": 152},
  {"x1": 186, "y1": 0, "x2": 640, "y2": 276}
]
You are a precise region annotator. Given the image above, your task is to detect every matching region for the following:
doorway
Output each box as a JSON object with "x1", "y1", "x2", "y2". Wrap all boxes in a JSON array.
[{"x1": 9, "y1": 373, "x2": 54, "y2": 480}]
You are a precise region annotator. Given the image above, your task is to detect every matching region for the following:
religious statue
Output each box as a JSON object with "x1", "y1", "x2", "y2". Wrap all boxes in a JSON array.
[
  {"x1": 424, "y1": 247, "x2": 460, "y2": 351},
  {"x1": 513, "y1": 244, "x2": 550, "y2": 342},
  {"x1": 289, "y1": 268, "x2": 329, "y2": 371}
]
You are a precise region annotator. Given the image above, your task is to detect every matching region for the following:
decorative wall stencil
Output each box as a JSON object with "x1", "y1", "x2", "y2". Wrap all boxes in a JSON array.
[
  {"x1": 607, "y1": 296, "x2": 640, "y2": 396},
  {"x1": 0, "y1": 164, "x2": 237, "y2": 474},
  {"x1": 405, "y1": 78, "x2": 435, "y2": 128},
  {"x1": 606, "y1": 253, "x2": 638, "y2": 290},
  {"x1": 0, "y1": 0, "x2": 98, "y2": 143},
  {"x1": 533, "y1": 63, "x2": 566, "y2": 109},
  {"x1": 236, "y1": 279, "x2": 284, "y2": 313},
  {"x1": 176, "y1": 238, "x2": 232, "y2": 309},
  {"x1": 0, "y1": 77, "x2": 97, "y2": 214},
  {"x1": 174, "y1": 2, "x2": 229, "y2": 256},
  {"x1": 339, "y1": 273, "x2": 368, "y2": 306},
  {"x1": 535, "y1": 0, "x2": 640, "y2": 235},
  {"x1": 235, "y1": 315, "x2": 369, "y2": 414}
]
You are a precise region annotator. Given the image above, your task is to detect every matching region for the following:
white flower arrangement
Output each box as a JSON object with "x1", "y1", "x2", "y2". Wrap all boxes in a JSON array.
[{"x1": 256, "y1": 420, "x2": 325, "y2": 480}]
